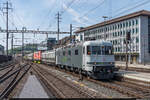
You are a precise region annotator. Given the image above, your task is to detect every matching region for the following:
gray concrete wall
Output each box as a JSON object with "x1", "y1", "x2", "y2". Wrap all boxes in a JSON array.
[{"x1": 139, "y1": 16, "x2": 150, "y2": 63}]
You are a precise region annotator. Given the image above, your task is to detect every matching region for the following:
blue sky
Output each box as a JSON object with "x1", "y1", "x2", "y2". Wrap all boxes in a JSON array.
[{"x1": 0, "y1": 0, "x2": 150, "y2": 50}]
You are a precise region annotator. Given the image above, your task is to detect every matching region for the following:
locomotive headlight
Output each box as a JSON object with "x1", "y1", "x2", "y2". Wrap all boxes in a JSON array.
[{"x1": 110, "y1": 62, "x2": 114, "y2": 64}]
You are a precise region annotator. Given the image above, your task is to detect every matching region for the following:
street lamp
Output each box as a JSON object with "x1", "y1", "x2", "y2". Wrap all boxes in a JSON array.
[
  {"x1": 102, "y1": 16, "x2": 108, "y2": 41},
  {"x1": 22, "y1": 27, "x2": 26, "y2": 62}
]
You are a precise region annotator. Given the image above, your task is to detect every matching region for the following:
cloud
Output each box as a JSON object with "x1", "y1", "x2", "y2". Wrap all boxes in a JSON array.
[{"x1": 63, "y1": 3, "x2": 89, "y2": 26}]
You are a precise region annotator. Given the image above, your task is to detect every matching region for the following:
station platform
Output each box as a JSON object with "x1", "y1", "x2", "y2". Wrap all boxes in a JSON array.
[
  {"x1": 19, "y1": 75, "x2": 49, "y2": 98},
  {"x1": 115, "y1": 61, "x2": 150, "y2": 69},
  {"x1": 115, "y1": 70, "x2": 150, "y2": 83}
]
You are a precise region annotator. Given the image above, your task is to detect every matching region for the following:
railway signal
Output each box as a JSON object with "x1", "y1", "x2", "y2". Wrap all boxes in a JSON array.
[{"x1": 125, "y1": 31, "x2": 131, "y2": 70}]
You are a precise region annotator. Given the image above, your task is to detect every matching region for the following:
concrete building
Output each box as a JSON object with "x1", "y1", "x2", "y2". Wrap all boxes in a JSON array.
[
  {"x1": 38, "y1": 38, "x2": 57, "y2": 51},
  {"x1": 75, "y1": 10, "x2": 150, "y2": 64}
]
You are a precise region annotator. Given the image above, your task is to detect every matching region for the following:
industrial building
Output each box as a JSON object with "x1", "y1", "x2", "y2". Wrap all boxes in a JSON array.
[
  {"x1": 75, "y1": 10, "x2": 150, "y2": 64},
  {"x1": 37, "y1": 38, "x2": 57, "y2": 51}
]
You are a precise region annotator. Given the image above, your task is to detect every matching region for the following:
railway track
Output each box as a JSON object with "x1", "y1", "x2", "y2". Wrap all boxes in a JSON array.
[
  {"x1": 88, "y1": 79, "x2": 150, "y2": 98},
  {"x1": 40, "y1": 63, "x2": 150, "y2": 99},
  {"x1": 0, "y1": 62, "x2": 31, "y2": 99},
  {"x1": 116, "y1": 66, "x2": 150, "y2": 73},
  {"x1": 32, "y1": 64, "x2": 105, "y2": 98},
  {"x1": 0, "y1": 61, "x2": 17, "y2": 72},
  {"x1": 0, "y1": 64, "x2": 17, "y2": 80}
]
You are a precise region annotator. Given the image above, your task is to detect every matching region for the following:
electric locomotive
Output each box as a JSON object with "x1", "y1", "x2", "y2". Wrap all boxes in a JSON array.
[{"x1": 56, "y1": 41, "x2": 117, "y2": 79}]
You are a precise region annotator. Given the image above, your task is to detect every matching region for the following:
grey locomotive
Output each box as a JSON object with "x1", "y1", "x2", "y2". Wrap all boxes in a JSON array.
[{"x1": 56, "y1": 41, "x2": 117, "y2": 79}]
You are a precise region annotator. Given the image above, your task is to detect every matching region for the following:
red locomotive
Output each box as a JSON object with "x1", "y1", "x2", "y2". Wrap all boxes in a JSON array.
[{"x1": 33, "y1": 51, "x2": 41, "y2": 63}]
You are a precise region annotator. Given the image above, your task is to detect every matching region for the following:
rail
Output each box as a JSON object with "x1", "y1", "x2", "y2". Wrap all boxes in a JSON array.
[
  {"x1": 0, "y1": 63, "x2": 31, "y2": 99},
  {"x1": 32, "y1": 64, "x2": 99, "y2": 98},
  {"x1": 41, "y1": 63, "x2": 150, "y2": 99}
]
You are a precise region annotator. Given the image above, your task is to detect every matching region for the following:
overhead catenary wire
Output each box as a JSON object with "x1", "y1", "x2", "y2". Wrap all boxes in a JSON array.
[
  {"x1": 60, "y1": 0, "x2": 77, "y2": 15},
  {"x1": 38, "y1": 0, "x2": 57, "y2": 30},
  {"x1": 112, "y1": 0, "x2": 150, "y2": 18},
  {"x1": 78, "y1": 0, "x2": 105, "y2": 20}
]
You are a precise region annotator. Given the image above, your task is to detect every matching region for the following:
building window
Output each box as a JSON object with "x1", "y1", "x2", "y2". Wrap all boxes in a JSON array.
[
  {"x1": 129, "y1": 21, "x2": 131, "y2": 26},
  {"x1": 118, "y1": 32, "x2": 120, "y2": 36},
  {"x1": 118, "y1": 24, "x2": 120, "y2": 29},
  {"x1": 126, "y1": 21, "x2": 128, "y2": 27},
  {"x1": 132, "y1": 28, "x2": 135, "y2": 34},
  {"x1": 115, "y1": 32, "x2": 117, "y2": 37},
  {"x1": 123, "y1": 22, "x2": 125, "y2": 27},
  {"x1": 110, "y1": 26, "x2": 112, "y2": 30},
  {"x1": 132, "y1": 20, "x2": 135, "y2": 25},
  {"x1": 116, "y1": 47, "x2": 117, "y2": 52},
  {"x1": 136, "y1": 37, "x2": 139, "y2": 43},
  {"x1": 120, "y1": 31, "x2": 122, "y2": 36},
  {"x1": 136, "y1": 19, "x2": 138, "y2": 25},
  {"x1": 80, "y1": 35, "x2": 83, "y2": 41},
  {"x1": 115, "y1": 24, "x2": 117, "y2": 29},
  {"x1": 136, "y1": 28, "x2": 138, "y2": 34},
  {"x1": 123, "y1": 30, "x2": 125, "y2": 36},
  {"x1": 120, "y1": 23, "x2": 122, "y2": 28},
  {"x1": 118, "y1": 47, "x2": 120, "y2": 52}
]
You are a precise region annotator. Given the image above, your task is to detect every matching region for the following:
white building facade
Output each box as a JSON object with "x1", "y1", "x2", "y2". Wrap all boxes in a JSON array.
[{"x1": 75, "y1": 10, "x2": 150, "y2": 64}]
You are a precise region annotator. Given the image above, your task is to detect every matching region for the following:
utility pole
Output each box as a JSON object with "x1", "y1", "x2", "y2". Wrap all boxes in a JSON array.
[
  {"x1": 129, "y1": 40, "x2": 131, "y2": 64},
  {"x1": 70, "y1": 24, "x2": 72, "y2": 43},
  {"x1": 11, "y1": 33, "x2": 14, "y2": 56},
  {"x1": 125, "y1": 31, "x2": 131, "y2": 70},
  {"x1": 22, "y1": 32, "x2": 24, "y2": 61},
  {"x1": 143, "y1": 34, "x2": 145, "y2": 66},
  {"x1": 102, "y1": 16, "x2": 108, "y2": 41},
  {"x1": 56, "y1": 12, "x2": 61, "y2": 44},
  {"x1": 2, "y1": 1, "x2": 13, "y2": 56},
  {"x1": 46, "y1": 33, "x2": 48, "y2": 40},
  {"x1": 22, "y1": 27, "x2": 26, "y2": 62}
]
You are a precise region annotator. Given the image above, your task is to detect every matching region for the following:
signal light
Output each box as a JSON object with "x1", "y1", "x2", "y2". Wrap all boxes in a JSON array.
[{"x1": 126, "y1": 32, "x2": 131, "y2": 41}]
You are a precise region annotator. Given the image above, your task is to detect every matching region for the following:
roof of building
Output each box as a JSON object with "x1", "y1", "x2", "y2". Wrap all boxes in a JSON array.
[{"x1": 75, "y1": 10, "x2": 150, "y2": 33}]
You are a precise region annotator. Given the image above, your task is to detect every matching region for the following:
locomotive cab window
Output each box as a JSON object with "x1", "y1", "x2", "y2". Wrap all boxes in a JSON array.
[
  {"x1": 105, "y1": 46, "x2": 113, "y2": 55},
  {"x1": 75, "y1": 49, "x2": 78, "y2": 55},
  {"x1": 68, "y1": 50, "x2": 71, "y2": 55},
  {"x1": 87, "y1": 46, "x2": 91, "y2": 55},
  {"x1": 102, "y1": 46, "x2": 105, "y2": 55},
  {"x1": 92, "y1": 46, "x2": 101, "y2": 55}
]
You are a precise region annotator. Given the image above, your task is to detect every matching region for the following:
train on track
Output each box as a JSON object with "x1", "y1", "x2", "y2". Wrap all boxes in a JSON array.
[
  {"x1": 0, "y1": 55, "x2": 12, "y2": 64},
  {"x1": 26, "y1": 41, "x2": 118, "y2": 79}
]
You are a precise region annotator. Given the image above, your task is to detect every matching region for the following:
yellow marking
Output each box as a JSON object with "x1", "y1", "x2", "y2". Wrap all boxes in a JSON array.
[
  {"x1": 80, "y1": 83, "x2": 85, "y2": 87},
  {"x1": 74, "y1": 81, "x2": 79, "y2": 84},
  {"x1": 73, "y1": 80, "x2": 85, "y2": 87}
]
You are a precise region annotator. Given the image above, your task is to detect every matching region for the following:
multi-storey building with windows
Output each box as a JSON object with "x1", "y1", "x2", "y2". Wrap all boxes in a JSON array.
[{"x1": 75, "y1": 10, "x2": 150, "y2": 64}]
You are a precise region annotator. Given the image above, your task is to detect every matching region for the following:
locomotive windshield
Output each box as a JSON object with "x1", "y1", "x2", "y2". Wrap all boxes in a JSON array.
[{"x1": 87, "y1": 45, "x2": 113, "y2": 55}]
